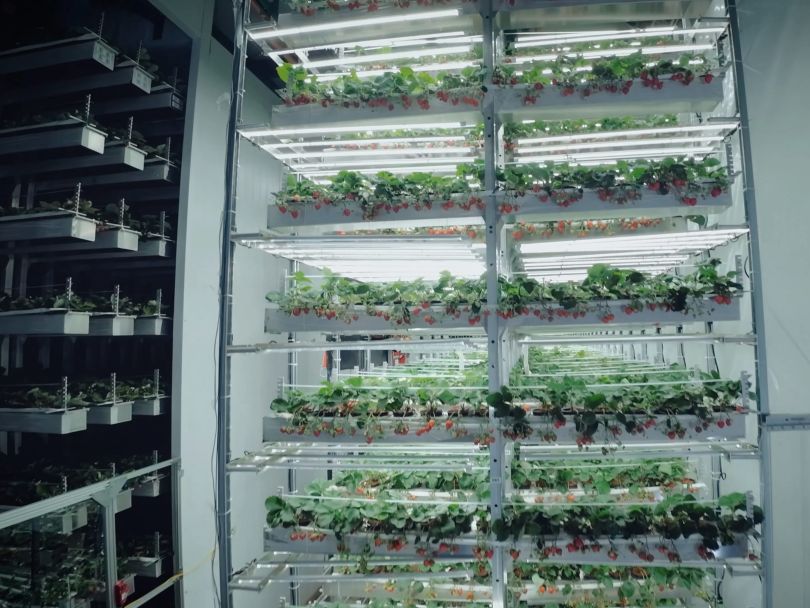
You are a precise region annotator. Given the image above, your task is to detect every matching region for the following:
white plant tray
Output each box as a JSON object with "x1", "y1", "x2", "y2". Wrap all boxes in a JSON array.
[
  {"x1": 86, "y1": 401, "x2": 133, "y2": 425},
  {"x1": 134, "y1": 316, "x2": 172, "y2": 336},
  {"x1": 89, "y1": 313, "x2": 136, "y2": 336},
  {"x1": 133, "y1": 396, "x2": 169, "y2": 416},
  {"x1": 0, "y1": 309, "x2": 90, "y2": 336},
  {"x1": 0, "y1": 407, "x2": 87, "y2": 434}
]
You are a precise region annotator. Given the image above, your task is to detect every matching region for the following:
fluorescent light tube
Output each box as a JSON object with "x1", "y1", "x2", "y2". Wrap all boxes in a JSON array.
[
  {"x1": 242, "y1": 122, "x2": 468, "y2": 138},
  {"x1": 248, "y1": 8, "x2": 461, "y2": 40},
  {"x1": 290, "y1": 156, "x2": 477, "y2": 169},
  {"x1": 517, "y1": 122, "x2": 738, "y2": 146},
  {"x1": 273, "y1": 146, "x2": 476, "y2": 159},
  {"x1": 517, "y1": 136, "x2": 724, "y2": 155},
  {"x1": 515, "y1": 146, "x2": 714, "y2": 163},
  {"x1": 511, "y1": 43, "x2": 715, "y2": 64},
  {"x1": 315, "y1": 60, "x2": 478, "y2": 81},
  {"x1": 302, "y1": 45, "x2": 473, "y2": 70},
  {"x1": 514, "y1": 26, "x2": 726, "y2": 48},
  {"x1": 262, "y1": 136, "x2": 467, "y2": 149},
  {"x1": 299, "y1": 164, "x2": 463, "y2": 177}
]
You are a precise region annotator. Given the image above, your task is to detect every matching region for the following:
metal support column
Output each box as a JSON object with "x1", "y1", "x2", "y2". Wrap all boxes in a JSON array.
[
  {"x1": 92, "y1": 477, "x2": 126, "y2": 608},
  {"x1": 216, "y1": 1, "x2": 250, "y2": 607},
  {"x1": 727, "y1": 3, "x2": 773, "y2": 607},
  {"x1": 482, "y1": 2, "x2": 505, "y2": 607}
]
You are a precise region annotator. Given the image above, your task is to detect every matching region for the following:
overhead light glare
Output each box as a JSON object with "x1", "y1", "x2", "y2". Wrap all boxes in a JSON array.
[{"x1": 248, "y1": 9, "x2": 461, "y2": 40}]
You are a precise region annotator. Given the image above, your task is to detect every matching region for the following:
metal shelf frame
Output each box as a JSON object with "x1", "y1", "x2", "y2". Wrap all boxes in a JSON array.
[{"x1": 215, "y1": 2, "x2": 773, "y2": 608}]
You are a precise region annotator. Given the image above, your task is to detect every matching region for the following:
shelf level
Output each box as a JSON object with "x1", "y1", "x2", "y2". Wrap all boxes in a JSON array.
[
  {"x1": 497, "y1": 73, "x2": 725, "y2": 121},
  {"x1": 264, "y1": 526, "x2": 748, "y2": 564},
  {"x1": 93, "y1": 89, "x2": 185, "y2": 118},
  {"x1": 0, "y1": 212, "x2": 96, "y2": 242},
  {"x1": 266, "y1": 196, "x2": 486, "y2": 230},
  {"x1": 508, "y1": 188, "x2": 730, "y2": 222},
  {"x1": 0, "y1": 34, "x2": 116, "y2": 75},
  {"x1": 0, "y1": 121, "x2": 105, "y2": 159},
  {"x1": 264, "y1": 297, "x2": 739, "y2": 334},
  {"x1": 2, "y1": 64, "x2": 153, "y2": 106},
  {"x1": 0, "y1": 407, "x2": 87, "y2": 434},
  {"x1": 0, "y1": 142, "x2": 146, "y2": 179},
  {"x1": 0, "y1": 309, "x2": 90, "y2": 336}
]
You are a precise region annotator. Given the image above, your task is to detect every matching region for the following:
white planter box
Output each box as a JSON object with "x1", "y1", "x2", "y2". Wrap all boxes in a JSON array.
[
  {"x1": 0, "y1": 212, "x2": 96, "y2": 242},
  {"x1": 133, "y1": 475, "x2": 168, "y2": 497},
  {"x1": 134, "y1": 316, "x2": 172, "y2": 336},
  {"x1": 89, "y1": 314, "x2": 136, "y2": 336},
  {"x1": 0, "y1": 309, "x2": 90, "y2": 335},
  {"x1": 132, "y1": 396, "x2": 169, "y2": 416},
  {"x1": 0, "y1": 407, "x2": 87, "y2": 434},
  {"x1": 86, "y1": 402, "x2": 133, "y2": 425}
]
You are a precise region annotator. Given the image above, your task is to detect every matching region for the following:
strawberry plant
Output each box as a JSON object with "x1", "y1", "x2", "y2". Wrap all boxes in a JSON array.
[
  {"x1": 277, "y1": 65, "x2": 484, "y2": 109},
  {"x1": 501, "y1": 158, "x2": 728, "y2": 207},
  {"x1": 492, "y1": 492, "x2": 762, "y2": 551},
  {"x1": 268, "y1": 259, "x2": 740, "y2": 326},
  {"x1": 275, "y1": 171, "x2": 482, "y2": 220},
  {"x1": 503, "y1": 115, "x2": 678, "y2": 150},
  {"x1": 495, "y1": 52, "x2": 716, "y2": 101}
]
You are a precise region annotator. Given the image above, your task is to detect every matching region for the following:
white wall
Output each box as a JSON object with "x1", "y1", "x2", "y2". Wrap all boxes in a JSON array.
[
  {"x1": 159, "y1": 1, "x2": 293, "y2": 606},
  {"x1": 735, "y1": 1, "x2": 810, "y2": 606}
]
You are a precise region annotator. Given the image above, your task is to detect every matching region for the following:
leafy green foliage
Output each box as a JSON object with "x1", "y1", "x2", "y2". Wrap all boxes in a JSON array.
[
  {"x1": 278, "y1": 65, "x2": 484, "y2": 108},
  {"x1": 268, "y1": 260, "x2": 742, "y2": 324}
]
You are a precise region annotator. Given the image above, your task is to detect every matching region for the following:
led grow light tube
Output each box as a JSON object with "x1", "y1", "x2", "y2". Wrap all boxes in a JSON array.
[
  {"x1": 301, "y1": 45, "x2": 473, "y2": 70},
  {"x1": 272, "y1": 146, "x2": 476, "y2": 159},
  {"x1": 514, "y1": 26, "x2": 727, "y2": 48},
  {"x1": 248, "y1": 8, "x2": 461, "y2": 40},
  {"x1": 241, "y1": 122, "x2": 468, "y2": 138},
  {"x1": 517, "y1": 122, "x2": 739, "y2": 145},
  {"x1": 315, "y1": 60, "x2": 479, "y2": 81},
  {"x1": 302, "y1": 164, "x2": 464, "y2": 178},
  {"x1": 262, "y1": 135, "x2": 467, "y2": 149},
  {"x1": 515, "y1": 146, "x2": 715, "y2": 163},
  {"x1": 289, "y1": 156, "x2": 477, "y2": 169},
  {"x1": 511, "y1": 43, "x2": 715, "y2": 64},
  {"x1": 520, "y1": 230, "x2": 748, "y2": 254},
  {"x1": 517, "y1": 135, "x2": 724, "y2": 155},
  {"x1": 267, "y1": 31, "x2": 471, "y2": 62}
]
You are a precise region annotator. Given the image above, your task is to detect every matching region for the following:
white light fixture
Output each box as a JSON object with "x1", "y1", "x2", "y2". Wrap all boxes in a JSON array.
[
  {"x1": 251, "y1": 236, "x2": 485, "y2": 282},
  {"x1": 517, "y1": 122, "x2": 739, "y2": 146},
  {"x1": 315, "y1": 60, "x2": 479, "y2": 82},
  {"x1": 262, "y1": 135, "x2": 468, "y2": 149},
  {"x1": 241, "y1": 122, "x2": 468, "y2": 139},
  {"x1": 511, "y1": 43, "x2": 715, "y2": 64},
  {"x1": 301, "y1": 45, "x2": 473, "y2": 70},
  {"x1": 248, "y1": 8, "x2": 461, "y2": 40},
  {"x1": 299, "y1": 164, "x2": 464, "y2": 177},
  {"x1": 268, "y1": 31, "x2": 470, "y2": 62},
  {"x1": 517, "y1": 136, "x2": 724, "y2": 155},
  {"x1": 515, "y1": 146, "x2": 715, "y2": 164},
  {"x1": 290, "y1": 156, "x2": 477, "y2": 169},
  {"x1": 514, "y1": 26, "x2": 726, "y2": 48},
  {"x1": 273, "y1": 146, "x2": 476, "y2": 160}
]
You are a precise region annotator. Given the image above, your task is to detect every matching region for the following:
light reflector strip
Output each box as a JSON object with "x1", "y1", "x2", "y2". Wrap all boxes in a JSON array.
[{"x1": 517, "y1": 122, "x2": 739, "y2": 146}]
